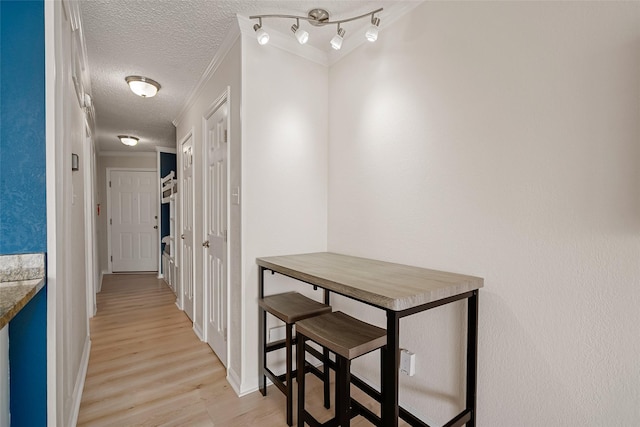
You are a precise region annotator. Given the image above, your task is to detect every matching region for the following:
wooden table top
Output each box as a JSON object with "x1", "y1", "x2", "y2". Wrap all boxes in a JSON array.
[{"x1": 257, "y1": 252, "x2": 483, "y2": 311}]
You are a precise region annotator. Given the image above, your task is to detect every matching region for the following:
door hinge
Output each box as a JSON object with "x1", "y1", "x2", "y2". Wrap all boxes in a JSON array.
[
  {"x1": 224, "y1": 130, "x2": 228, "y2": 143},
  {"x1": 223, "y1": 229, "x2": 227, "y2": 243},
  {"x1": 110, "y1": 218, "x2": 112, "y2": 225},
  {"x1": 110, "y1": 255, "x2": 113, "y2": 262},
  {"x1": 109, "y1": 181, "x2": 111, "y2": 188}
]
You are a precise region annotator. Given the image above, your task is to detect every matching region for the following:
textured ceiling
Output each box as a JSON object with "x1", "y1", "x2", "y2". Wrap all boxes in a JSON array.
[{"x1": 80, "y1": 0, "x2": 409, "y2": 152}]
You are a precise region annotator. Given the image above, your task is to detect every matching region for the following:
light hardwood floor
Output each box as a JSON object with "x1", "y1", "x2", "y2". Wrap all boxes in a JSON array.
[{"x1": 78, "y1": 274, "x2": 394, "y2": 426}]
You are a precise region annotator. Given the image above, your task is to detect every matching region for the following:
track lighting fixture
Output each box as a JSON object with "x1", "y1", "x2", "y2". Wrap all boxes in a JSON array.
[
  {"x1": 291, "y1": 18, "x2": 309, "y2": 44},
  {"x1": 253, "y1": 17, "x2": 270, "y2": 45},
  {"x1": 330, "y1": 25, "x2": 345, "y2": 50},
  {"x1": 249, "y1": 7, "x2": 382, "y2": 48},
  {"x1": 365, "y1": 16, "x2": 381, "y2": 42}
]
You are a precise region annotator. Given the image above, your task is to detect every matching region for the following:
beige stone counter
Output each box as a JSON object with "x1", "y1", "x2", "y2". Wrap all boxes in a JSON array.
[{"x1": 0, "y1": 254, "x2": 46, "y2": 329}]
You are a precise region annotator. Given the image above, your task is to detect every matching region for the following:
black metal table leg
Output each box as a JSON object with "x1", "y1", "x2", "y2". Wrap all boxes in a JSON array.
[
  {"x1": 382, "y1": 311, "x2": 400, "y2": 427},
  {"x1": 323, "y1": 289, "x2": 331, "y2": 409},
  {"x1": 258, "y1": 266, "x2": 267, "y2": 396},
  {"x1": 466, "y1": 292, "x2": 478, "y2": 427}
]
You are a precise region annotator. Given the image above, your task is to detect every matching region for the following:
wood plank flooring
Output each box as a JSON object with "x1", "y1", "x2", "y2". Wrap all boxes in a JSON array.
[{"x1": 77, "y1": 274, "x2": 395, "y2": 426}]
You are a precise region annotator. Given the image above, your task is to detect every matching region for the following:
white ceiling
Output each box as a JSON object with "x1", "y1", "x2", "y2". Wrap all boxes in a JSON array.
[{"x1": 80, "y1": 0, "x2": 412, "y2": 153}]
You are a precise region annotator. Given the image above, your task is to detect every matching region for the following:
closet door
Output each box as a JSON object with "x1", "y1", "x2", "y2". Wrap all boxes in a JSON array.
[
  {"x1": 180, "y1": 135, "x2": 195, "y2": 321},
  {"x1": 110, "y1": 170, "x2": 158, "y2": 272}
]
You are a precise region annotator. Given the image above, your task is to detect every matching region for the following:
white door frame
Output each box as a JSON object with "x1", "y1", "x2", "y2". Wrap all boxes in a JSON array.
[
  {"x1": 105, "y1": 167, "x2": 157, "y2": 273},
  {"x1": 202, "y1": 87, "x2": 231, "y2": 366},
  {"x1": 83, "y1": 127, "x2": 98, "y2": 317},
  {"x1": 155, "y1": 147, "x2": 177, "y2": 279}
]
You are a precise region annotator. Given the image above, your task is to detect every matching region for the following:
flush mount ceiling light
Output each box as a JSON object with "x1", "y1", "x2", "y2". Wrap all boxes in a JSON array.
[
  {"x1": 125, "y1": 76, "x2": 161, "y2": 98},
  {"x1": 118, "y1": 135, "x2": 139, "y2": 146},
  {"x1": 249, "y1": 7, "x2": 382, "y2": 49}
]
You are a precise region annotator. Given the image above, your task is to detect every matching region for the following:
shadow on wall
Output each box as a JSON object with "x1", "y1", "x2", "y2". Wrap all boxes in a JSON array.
[{"x1": 479, "y1": 292, "x2": 587, "y2": 426}]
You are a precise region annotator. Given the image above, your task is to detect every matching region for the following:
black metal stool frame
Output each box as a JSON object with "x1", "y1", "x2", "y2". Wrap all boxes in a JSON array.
[{"x1": 258, "y1": 274, "x2": 332, "y2": 426}]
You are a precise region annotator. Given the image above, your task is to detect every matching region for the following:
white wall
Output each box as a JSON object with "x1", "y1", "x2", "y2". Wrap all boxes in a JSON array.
[
  {"x1": 328, "y1": 2, "x2": 640, "y2": 425},
  {"x1": 96, "y1": 154, "x2": 157, "y2": 274},
  {"x1": 240, "y1": 33, "x2": 329, "y2": 393},
  {"x1": 47, "y1": 2, "x2": 93, "y2": 425}
]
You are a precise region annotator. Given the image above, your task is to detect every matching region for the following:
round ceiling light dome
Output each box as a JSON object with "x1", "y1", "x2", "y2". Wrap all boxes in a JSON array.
[
  {"x1": 125, "y1": 76, "x2": 161, "y2": 98},
  {"x1": 118, "y1": 135, "x2": 139, "y2": 146}
]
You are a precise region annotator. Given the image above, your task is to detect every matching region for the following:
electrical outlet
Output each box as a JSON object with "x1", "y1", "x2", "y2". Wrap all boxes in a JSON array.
[{"x1": 400, "y1": 349, "x2": 415, "y2": 376}]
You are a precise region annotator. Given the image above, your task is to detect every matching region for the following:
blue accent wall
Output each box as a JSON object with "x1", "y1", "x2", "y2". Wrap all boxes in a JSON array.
[
  {"x1": 1, "y1": 1, "x2": 48, "y2": 426},
  {"x1": 0, "y1": 0, "x2": 47, "y2": 253}
]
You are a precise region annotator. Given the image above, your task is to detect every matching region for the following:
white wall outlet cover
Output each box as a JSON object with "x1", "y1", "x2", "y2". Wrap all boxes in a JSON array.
[{"x1": 400, "y1": 348, "x2": 416, "y2": 376}]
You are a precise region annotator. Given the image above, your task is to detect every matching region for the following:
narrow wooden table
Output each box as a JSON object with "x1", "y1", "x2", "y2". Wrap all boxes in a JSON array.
[{"x1": 257, "y1": 252, "x2": 483, "y2": 427}]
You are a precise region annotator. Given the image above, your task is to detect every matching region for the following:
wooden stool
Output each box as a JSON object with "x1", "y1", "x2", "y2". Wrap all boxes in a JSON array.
[
  {"x1": 296, "y1": 311, "x2": 386, "y2": 427},
  {"x1": 259, "y1": 292, "x2": 332, "y2": 426}
]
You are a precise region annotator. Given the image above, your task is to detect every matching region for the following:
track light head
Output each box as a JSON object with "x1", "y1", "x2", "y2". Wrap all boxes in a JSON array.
[
  {"x1": 291, "y1": 19, "x2": 309, "y2": 44},
  {"x1": 365, "y1": 15, "x2": 380, "y2": 42},
  {"x1": 330, "y1": 25, "x2": 346, "y2": 50},
  {"x1": 253, "y1": 19, "x2": 270, "y2": 45}
]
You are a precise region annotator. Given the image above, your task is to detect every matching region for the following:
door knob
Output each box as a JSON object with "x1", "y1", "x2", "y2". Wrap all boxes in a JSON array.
[
  {"x1": 202, "y1": 240, "x2": 210, "y2": 248},
  {"x1": 181, "y1": 234, "x2": 185, "y2": 239},
  {"x1": 153, "y1": 225, "x2": 158, "y2": 229}
]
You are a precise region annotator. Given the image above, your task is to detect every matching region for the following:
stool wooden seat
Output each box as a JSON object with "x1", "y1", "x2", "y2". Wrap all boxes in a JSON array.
[
  {"x1": 259, "y1": 292, "x2": 332, "y2": 426},
  {"x1": 296, "y1": 311, "x2": 386, "y2": 427}
]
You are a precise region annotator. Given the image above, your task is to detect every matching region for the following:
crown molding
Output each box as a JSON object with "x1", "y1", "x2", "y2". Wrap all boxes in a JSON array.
[{"x1": 173, "y1": 19, "x2": 241, "y2": 128}]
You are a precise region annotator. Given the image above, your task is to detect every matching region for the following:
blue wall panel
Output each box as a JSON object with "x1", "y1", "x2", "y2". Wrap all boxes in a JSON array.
[
  {"x1": 0, "y1": 0, "x2": 47, "y2": 255},
  {"x1": 1, "y1": 1, "x2": 48, "y2": 426}
]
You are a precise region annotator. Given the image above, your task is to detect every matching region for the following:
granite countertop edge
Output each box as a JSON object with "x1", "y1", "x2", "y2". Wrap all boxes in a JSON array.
[
  {"x1": 0, "y1": 278, "x2": 45, "y2": 330},
  {"x1": 0, "y1": 253, "x2": 46, "y2": 330}
]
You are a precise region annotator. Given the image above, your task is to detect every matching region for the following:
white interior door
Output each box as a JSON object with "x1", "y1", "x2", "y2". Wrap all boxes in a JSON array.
[
  {"x1": 180, "y1": 135, "x2": 195, "y2": 321},
  {"x1": 203, "y1": 96, "x2": 229, "y2": 366},
  {"x1": 110, "y1": 170, "x2": 158, "y2": 272}
]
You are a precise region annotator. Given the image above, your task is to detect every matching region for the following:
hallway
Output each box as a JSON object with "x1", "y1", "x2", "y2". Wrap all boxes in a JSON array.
[{"x1": 77, "y1": 274, "x2": 285, "y2": 426}]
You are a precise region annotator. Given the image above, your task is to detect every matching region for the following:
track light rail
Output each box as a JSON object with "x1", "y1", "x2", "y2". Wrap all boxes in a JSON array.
[
  {"x1": 250, "y1": 7, "x2": 383, "y2": 49},
  {"x1": 249, "y1": 8, "x2": 383, "y2": 26}
]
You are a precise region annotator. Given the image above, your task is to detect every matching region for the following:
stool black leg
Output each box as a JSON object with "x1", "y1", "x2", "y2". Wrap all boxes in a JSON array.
[
  {"x1": 323, "y1": 290, "x2": 331, "y2": 409},
  {"x1": 323, "y1": 348, "x2": 330, "y2": 409},
  {"x1": 286, "y1": 323, "x2": 294, "y2": 426},
  {"x1": 335, "y1": 356, "x2": 351, "y2": 427},
  {"x1": 297, "y1": 334, "x2": 307, "y2": 427}
]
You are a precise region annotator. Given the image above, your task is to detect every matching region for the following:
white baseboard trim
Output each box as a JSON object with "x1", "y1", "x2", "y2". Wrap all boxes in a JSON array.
[
  {"x1": 68, "y1": 336, "x2": 91, "y2": 427},
  {"x1": 193, "y1": 323, "x2": 204, "y2": 341},
  {"x1": 227, "y1": 369, "x2": 247, "y2": 397}
]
